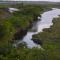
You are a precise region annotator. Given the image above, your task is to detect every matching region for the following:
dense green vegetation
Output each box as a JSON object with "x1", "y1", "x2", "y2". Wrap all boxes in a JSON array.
[
  {"x1": 32, "y1": 17, "x2": 60, "y2": 60},
  {"x1": 0, "y1": 4, "x2": 50, "y2": 47},
  {"x1": 0, "y1": 3, "x2": 60, "y2": 60},
  {"x1": 0, "y1": 4, "x2": 44, "y2": 45},
  {"x1": 0, "y1": 4, "x2": 48, "y2": 60}
]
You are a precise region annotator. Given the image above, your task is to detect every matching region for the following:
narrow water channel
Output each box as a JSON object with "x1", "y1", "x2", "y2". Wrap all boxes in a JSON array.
[{"x1": 14, "y1": 8, "x2": 60, "y2": 48}]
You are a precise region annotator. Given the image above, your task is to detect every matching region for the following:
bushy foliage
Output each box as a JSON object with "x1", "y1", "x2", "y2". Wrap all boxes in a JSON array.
[{"x1": 32, "y1": 18, "x2": 60, "y2": 60}]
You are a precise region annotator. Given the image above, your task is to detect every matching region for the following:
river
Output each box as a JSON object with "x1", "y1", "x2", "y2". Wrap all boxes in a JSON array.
[{"x1": 13, "y1": 8, "x2": 60, "y2": 48}]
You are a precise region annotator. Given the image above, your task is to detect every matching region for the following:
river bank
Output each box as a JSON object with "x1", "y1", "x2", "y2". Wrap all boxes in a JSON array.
[
  {"x1": 0, "y1": 4, "x2": 52, "y2": 47},
  {"x1": 8, "y1": 4, "x2": 53, "y2": 44},
  {"x1": 18, "y1": 8, "x2": 60, "y2": 48},
  {"x1": 32, "y1": 16, "x2": 60, "y2": 59}
]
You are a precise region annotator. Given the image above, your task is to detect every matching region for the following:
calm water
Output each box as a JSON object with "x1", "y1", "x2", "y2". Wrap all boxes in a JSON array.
[{"x1": 14, "y1": 8, "x2": 60, "y2": 48}]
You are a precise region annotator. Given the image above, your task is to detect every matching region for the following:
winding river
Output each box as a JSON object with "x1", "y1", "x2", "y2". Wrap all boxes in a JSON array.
[{"x1": 13, "y1": 8, "x2": 60, "y2": 48}]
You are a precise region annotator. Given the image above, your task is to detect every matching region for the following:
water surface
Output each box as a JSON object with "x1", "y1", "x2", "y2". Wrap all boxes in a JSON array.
[{"x1": 15, "y1": 8, "x2": 60, "y2": 48}]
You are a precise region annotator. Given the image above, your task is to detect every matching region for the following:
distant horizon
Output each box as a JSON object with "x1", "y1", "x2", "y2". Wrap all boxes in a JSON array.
[
  {"x1": 0, "y1": 1, "x2": 60, "y2": 2},
  {"x1": 1, "y1": 0, "x2": 60, "y2": 2}
]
